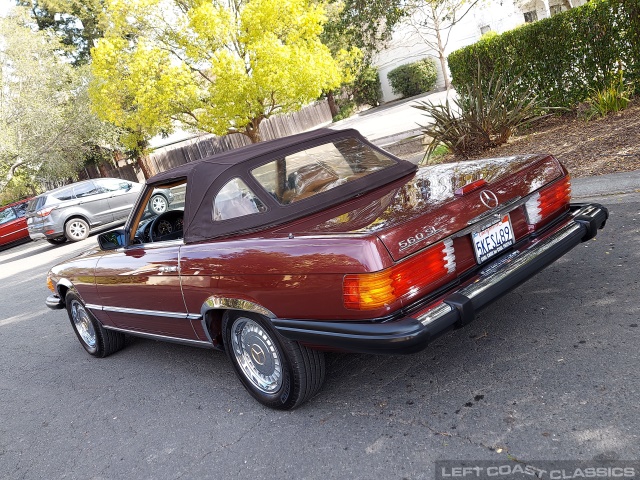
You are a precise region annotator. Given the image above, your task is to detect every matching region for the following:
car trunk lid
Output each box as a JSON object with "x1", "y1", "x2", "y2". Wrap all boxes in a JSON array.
[{"x1": 276, "y1": 154, "x2": 565, "y2": 261}]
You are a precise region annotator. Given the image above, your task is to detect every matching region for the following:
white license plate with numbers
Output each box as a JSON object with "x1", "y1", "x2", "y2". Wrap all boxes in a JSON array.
[{"x1": 471, "y1": 214, "x2": 514, "y2": 264}]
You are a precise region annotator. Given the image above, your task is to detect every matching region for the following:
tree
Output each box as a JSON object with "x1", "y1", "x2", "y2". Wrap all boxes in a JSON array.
[
  {"x1": 323, "y1": 0, "x2": 406, "y2": 61},
  {"x1": 17, "y1": 0, "x2": 104, "y2": 65},
  {"x1": 0, "y1": 7, "x2": 118, "y2": 191},
  {"x1": 404, "y1": 0, "x2": 483, "y2": 90},
  {"x1": 90, "y1": 0, "x2": 345, "y2": 146}
]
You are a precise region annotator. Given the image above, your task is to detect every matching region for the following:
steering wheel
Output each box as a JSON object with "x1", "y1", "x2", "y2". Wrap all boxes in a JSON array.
[{"x1": 149, "y1": 210, "x2": 184, "y2": 242}]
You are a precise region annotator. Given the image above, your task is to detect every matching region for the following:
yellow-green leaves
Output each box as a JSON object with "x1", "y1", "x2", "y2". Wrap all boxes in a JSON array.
[{"x1": 90, "y1": 0, "x2": 344, "y2": 146}]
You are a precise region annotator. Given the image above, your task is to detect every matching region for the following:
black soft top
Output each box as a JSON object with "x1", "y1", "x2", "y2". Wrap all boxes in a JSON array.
[{"x1": 146, "y1": 128, "x2": 417, "y2": 243}]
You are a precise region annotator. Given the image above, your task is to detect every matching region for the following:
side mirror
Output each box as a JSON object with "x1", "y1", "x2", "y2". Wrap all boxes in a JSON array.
[
  {"x1": 120, "y1": 182, "x2": 132, "y2": 191},
  {"x1": 98, "y1": 229, "x2": 127, "y2": 250}
]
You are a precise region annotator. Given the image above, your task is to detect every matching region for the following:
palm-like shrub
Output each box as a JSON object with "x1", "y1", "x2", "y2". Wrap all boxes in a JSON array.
[
  {"x1": 584, "y1": 71, "x2": 634, "y2": 120},
  {"x1": 415, "y1": 68, "x2": 547, "y2": 160}
]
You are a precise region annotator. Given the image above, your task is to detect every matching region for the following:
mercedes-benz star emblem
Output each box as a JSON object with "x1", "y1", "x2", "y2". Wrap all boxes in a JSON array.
[
  {"x1": 250, "y1": 344, "x2": 266, "y2": 365},
  {"x1": 479, "y1": 190, "x2": 499, "y2": 209}
]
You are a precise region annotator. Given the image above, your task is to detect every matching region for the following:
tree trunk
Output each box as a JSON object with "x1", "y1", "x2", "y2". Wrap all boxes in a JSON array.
[
  {"x1": 433, "y1": 12, "x2": 452, "y2": 91},
  {"x1": 244, "y1": 117, "x2": 263, "y2": 143},
  {"x1": 327, "y1": 91, "x2": 339, "y2": 118},
  {"x1": 135, "y1": 156, "x2": 153, "y2": 179},
  {"x1": 0, "y1": 157, "x2": 24, "y2": 192}
]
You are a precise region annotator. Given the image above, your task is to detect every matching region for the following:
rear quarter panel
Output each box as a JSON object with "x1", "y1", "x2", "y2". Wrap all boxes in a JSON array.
[{"x1": 179, "y1": 235, "x2": 394, "y2": 321}]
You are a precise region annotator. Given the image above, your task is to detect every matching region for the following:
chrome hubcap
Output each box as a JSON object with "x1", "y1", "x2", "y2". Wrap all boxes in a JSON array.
[
  {"x1": 68, "y1": 221, "x2": 87, "y2": 239},
  {"x1": 231, "y1": 318, "x2": 282, "y2": 394},
  {"x1": 70, "y1": 300, "x2": 96, "y2": 352},
  {"x1": 151, "y1": 196, "x2": 167, "y2": 213}
]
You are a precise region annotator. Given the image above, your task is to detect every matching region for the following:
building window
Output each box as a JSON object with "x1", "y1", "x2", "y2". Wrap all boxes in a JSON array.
[
  {"x1": 549, "y1": 4, "x2": 562, "y2": 15},
  {"x1": 523, "y1": 10, "x2": 538, "y2": 22},
  {"x1": 480, "y1": 25, "x2": 491, "y2": 35}
]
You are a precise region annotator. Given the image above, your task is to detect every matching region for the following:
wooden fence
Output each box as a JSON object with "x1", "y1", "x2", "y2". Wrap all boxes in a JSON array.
[{"x1": 147, "y1": 99, "x2": 333, "y2": 176}]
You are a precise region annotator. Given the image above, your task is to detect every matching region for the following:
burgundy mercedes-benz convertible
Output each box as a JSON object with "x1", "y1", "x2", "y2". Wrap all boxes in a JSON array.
[{"x1": 45, "y1": 128, "x2": 608, "y2": 409}]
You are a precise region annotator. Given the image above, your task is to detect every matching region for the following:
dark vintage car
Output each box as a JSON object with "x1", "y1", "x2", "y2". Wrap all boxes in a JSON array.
[
  {"x1": 0, "y1": 198, "x2": 32, "y2": 249},
  {"x1": 45, "y1": 128, "x2": 608, "y2": 409}
]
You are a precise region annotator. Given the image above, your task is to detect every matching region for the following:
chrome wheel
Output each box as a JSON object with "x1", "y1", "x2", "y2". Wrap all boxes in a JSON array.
[
  {"x1": 66, "y1": 219, "x2": 89, "y2": 241},
  {"x1": 70, "y1": 299, "x2": 97, "y2": 353},
  {"x1": 230, "y1": 317, "x2": 283, "y2": 394},
  {"x1": 150, "y1": 195, "x2": 168, "y2": 214}
]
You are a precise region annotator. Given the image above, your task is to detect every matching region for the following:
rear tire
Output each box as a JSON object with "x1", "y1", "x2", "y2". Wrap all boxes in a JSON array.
[
  {"x1": 65, "y1": 218, "x2": 90, "y2": 242},
  {"x1": 65, "y1": 292, "x2": 125, "y2": 357},
  {"x1": 222, "y1": 311, "x2": 325, "y2": 410},
  {"x1": 46, "y1": 236, "x2": 67, "y2": 245},
  {"x1": 149, "y1": 194, "x2": 168, "y2": 215}
]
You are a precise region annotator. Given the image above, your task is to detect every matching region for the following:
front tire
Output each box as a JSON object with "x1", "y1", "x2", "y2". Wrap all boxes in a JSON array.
[
  {"x1": 222, "y1": 311, "x2": 325, "y2": 410},
  {"x1": 65, "y1": 218, "x2": 89, "y2": 242},
  {"x1": 65, "y1": 292, "x2": 125, "y2": 357}
]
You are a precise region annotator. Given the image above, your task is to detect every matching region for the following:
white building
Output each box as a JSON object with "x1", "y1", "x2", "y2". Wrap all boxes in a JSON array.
[{"x1": 373, "y1": 0, "x2": 588, "y2": 103}]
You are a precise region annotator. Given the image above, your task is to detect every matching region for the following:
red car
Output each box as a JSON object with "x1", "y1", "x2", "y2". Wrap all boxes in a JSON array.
[
  {"x1": 0, "y1": 198, "x2": 32, "y2": 249},
  {"x1": 45, "y1": 129, "x2": 608, "y2": 409}
]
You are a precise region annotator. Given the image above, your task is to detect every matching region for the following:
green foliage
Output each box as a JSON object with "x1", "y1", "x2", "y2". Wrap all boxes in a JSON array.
[
  {"x1": 322, "y1": 0, "x2": 406, "y2": 61},
  {"x1": 332, "y1": 101, "x2": 357, "y2": 121},
  {"x1": 583, "y1": 71, "x2": 634, "y2": 120},
  {"x1": 352, "y1": 65, "x2": 382, "y2": 107},
  {"x1": 415, "y1": 68, "x2": 546, "y2": 159},
  {"x1": 0, "y1": 7, "x2": 119, "y2": 190},
  {"x1": 387, "y1": 59, "x2": 438, "y2": 98},
  {"x1": 18, "y1": 0, "x2": 103, "y2": 65},
  {"x1": 91, "y1": 0, "x2": 344, "y2": 146},
  {"x1": 448, "y1": 0, "x2": 640, "y2": 109}
]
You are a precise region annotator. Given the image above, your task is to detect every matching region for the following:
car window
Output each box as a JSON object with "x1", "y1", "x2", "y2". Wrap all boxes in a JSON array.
[
  {"x1": 14, "y1": 202, "x2": 28, "y2": 217},
  {"x1": 213, "y1": 178, "x2": 266, "y2": 221},
  {"x1": 73, "y1": 181, "x2": 101, "y2": 198},
  {"x1": 26, "y1": 197, "x2": 46, "y2": 213},
  {"x1": 251, "y1": 138, "x2": 395, "y2": 204},
  {"x1": 53, "y1": 188, "x2": 75, "y2": 201},
  {"x1": 98, "y1": 179, "x2": 131, "y2": 192},
  {"x1": 0, "y1": 207, "x2": 18, "y2": 225}
]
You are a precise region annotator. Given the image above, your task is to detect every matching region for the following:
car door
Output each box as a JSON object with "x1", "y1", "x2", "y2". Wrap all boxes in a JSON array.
[
  {"x1": 95, "y1": 179, "x2": 142, "y2": 221},
  {"x1": 0, "y1": 206, "x2": 25, "y2": 246},
  {"x1": 93, "y1": 241, "x2": 198, "y2": 339},
  {"x1": 72, "y1": 181, "x2": 114, "y2": 226}
]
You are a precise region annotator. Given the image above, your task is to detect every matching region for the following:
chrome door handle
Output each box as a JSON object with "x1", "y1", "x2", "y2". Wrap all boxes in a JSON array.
[{"x1": 159, "y1": 266, "x2": 178, "y2": 273}]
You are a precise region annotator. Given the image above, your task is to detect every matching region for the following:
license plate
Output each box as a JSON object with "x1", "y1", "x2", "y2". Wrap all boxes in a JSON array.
[{"x1": 471, "y1": 214, "x2": 514, "y2": 264}]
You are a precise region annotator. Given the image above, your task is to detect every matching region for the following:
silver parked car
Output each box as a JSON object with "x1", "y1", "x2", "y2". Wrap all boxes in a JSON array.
[{"x1": 26, "y1": 178, "x2": 173, "y2": 244}]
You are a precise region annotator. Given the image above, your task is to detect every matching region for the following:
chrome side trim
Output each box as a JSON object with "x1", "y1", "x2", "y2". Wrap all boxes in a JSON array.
[
  {"x1": 85, "y1": 304, "x2": 201, "y2": 320},
  {"x1": 102, "y1": 325, "x2": 214, "y2": 349},
  {"x1": 200, "y1": 296, "x2": 275, "y2": 319}
]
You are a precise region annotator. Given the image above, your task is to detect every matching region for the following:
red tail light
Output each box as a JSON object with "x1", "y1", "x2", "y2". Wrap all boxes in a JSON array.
[
  {"x1": 36, "y1": 207, "x2": 54, "y2": 217},
  {"x1": 524, "y1": 176, "x2": 571, "y2": 227},
  {"x1": 343, "y1": 240, "x2": 456, "y2": 310}
]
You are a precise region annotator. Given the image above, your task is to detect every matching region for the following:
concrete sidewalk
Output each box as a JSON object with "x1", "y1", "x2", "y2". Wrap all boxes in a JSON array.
[{"x1": 571, "y1": 170, "x2": 640, "y2": 198}]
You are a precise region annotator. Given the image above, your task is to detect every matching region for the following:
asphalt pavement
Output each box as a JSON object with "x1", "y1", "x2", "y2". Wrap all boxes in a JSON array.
[{"x1": 0, "y1": 170, "x2": 638, "y2": 478}]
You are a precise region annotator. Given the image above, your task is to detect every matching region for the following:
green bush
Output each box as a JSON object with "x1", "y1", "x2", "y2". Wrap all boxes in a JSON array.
[
  {"x1": 448, "y1": 0, "x2": 640, "y2": 109},
  {"x1": 387, "y1": 59, "x2": 438, "y2": 98},
  {"x1": 414, "y1": 67, "x2": 547, "y2": 160},
  {"x1": 352, "y1": 66, "x2": 382, "y2": 107},
  {"x1": 583, "y1": 70, "x2": 634, "y2": 119}
]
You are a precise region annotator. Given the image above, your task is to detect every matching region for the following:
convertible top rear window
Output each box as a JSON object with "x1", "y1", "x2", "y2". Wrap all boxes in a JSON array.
[{"x1": 251, "y1": 138, "x2": 395, "y2": 205}]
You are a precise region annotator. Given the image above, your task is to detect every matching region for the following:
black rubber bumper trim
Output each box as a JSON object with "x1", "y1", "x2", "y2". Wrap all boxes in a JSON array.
[
  {"x1": 46, "y1": 294, "x2": 65, "y2": 310},
  {"x1": 571, "y1": 203, "x2": 609, "y2": 241},
  {"x1": 273, "y1": 203, "x2": 608, "y2": 355}
]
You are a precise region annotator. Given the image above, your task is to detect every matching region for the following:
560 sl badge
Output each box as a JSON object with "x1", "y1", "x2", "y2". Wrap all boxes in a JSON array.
[{"x1": 399, "y1": 226, "x2": 443, "y2": 251}]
